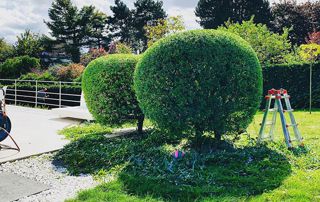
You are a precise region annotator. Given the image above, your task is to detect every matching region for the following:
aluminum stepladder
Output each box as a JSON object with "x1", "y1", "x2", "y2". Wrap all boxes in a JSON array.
[{"x1": 258, "y1": 89, "x2": 304, "y2": 149}]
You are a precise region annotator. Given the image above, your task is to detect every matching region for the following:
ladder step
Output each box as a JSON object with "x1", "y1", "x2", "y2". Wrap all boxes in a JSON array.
[
  {"x1": 265, "y1": 121, "x2": 274, "y2": 126},
  {"x1": 269, "y1": 95, "x2": 290, "y2": 99},
  {"x1": 260, "y1": 136, "x2": 272, "y2": 140},
  {"x1": 286, "y1": 124, "x2": 298, "y2": 127},
  {"x1": 284, "y1": 109, "x2": 294, "y2": 112},
  {"x1": 269, "y1": 108, "x2": 278, "y2": 112}
]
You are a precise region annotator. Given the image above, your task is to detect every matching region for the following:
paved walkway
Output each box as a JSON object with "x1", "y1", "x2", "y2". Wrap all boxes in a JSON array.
[{"x1": 0, "y1": 105, "x2": 79, "y2": 163}]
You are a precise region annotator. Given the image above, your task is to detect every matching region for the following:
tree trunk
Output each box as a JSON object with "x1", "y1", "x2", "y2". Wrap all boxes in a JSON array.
[
  {"x1": 69, "y1": 46, "x2": 81, "y2": 63},
  {"x1": 215, "y1": 131, "x2": 222, "y2": 142},
  {"x1": 137, "y1": 115, "x2": 144, "y2": 134}
]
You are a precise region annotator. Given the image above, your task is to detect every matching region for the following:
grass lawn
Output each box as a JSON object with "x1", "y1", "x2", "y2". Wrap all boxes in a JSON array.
[{"x1": 57, "y1": 111, "x2": 320, "y2": 202}]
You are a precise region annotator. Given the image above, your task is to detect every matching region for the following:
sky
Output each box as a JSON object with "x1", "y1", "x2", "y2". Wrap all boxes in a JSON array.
[{"x1": 0, "y1": 0, "x2": 314, "y2": 44}]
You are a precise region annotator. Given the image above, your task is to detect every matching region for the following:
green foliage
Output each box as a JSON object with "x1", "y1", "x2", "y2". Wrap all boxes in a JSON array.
[
  {"x1": 107, "y1": 0, "x2": 167, "y2": 52},
  {"x1": 132, "y1": 0, "x2": 167, "y2": 51},
  {"x1": 0, "y1": 81, "x2": 81, "y2": 107},
  {"x1": 299, "y1": 43, "x2": 320, "y2": 62},
  {"x1": 46, "y1": 0, "x2": 108, "y2": 62},
  {"x1": 0, "y1": 56, "x2": 40, "y2": 79},
  {"x1": 59, "y1": 123, "x2": 112, "y2": 141},
  {"x1": 18, "y1": 72, "x2": 57, "y2": 81},
  {"x1": 134, "y1": 30, "x2": 262, "y2": 141},
  {"x1": 145, "y1": 16, "x2": 185, "y2": 47},
  {"x1": 217, "y1": 18, "x2": 294, "y2": 66},
  {"x1": 83, "y1": 54, "x2": 144, "y2": 128},
  {"x1": 195, "y1": 0, "x2": 273, "y2": 29},
  {"x1": 107, "y1": 0, "x2": 133, "y2": 45},
  {"x1": 108, "y1": 42, "x2": 133, "y2": 54},
  {"x1": 114, "y1": 42, "x2": 132, "y2": 54},
  {"x1": 0, "y1": 38, "x2": 14, "y2": 63},
  {"x1": 263, "y1": 62, "x2": 320, "y2": 109},
  {"x1": 14, "y1": 30, "x2": 44, "y2": 58}
]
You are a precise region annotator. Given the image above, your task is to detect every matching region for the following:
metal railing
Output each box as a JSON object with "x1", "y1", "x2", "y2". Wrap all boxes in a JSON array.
[{"x1": 0, "y1": 79, "x2": 82, "y2": 108}]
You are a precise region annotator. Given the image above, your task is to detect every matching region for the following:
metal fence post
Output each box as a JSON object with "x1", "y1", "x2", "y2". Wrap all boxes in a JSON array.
[
  {"x1": 35, "y1": 80, "x2": 38, "y2": 107},
  {"x1": 14, "y1": 79, "x2": 17, "y2": 105},
  {"x1": 59, "y1": 81, "x2": 62, "y2": 108}
]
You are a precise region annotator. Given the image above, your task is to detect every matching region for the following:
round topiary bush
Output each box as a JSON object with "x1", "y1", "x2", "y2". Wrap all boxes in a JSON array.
[
  {"x1": 134, "y1": 30, "x2": 262, "y2": 141},
  {"x1": 83, "y1": 54, "x2": 144, "y2": 132}
]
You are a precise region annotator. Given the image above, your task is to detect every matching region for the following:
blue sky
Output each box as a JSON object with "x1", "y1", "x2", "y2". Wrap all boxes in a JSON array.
[{"x1": 0, "y1": 0, "x2": 312, "y2": 43}]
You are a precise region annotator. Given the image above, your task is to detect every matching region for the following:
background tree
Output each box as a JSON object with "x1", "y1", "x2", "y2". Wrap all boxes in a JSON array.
[
  {"x1": 131, "y1": 0, "x2": 167, "y2": 51},
  {"x1": 306, "y1": 31, "x2": 320, "y2": 45},
  {"x1": 107, "y1": 0, "x2": 134, "y2": 44},
  {"x1": 0, "y1": 38, "x2": 14, "y2": 63},
  {"x1": 299, "y1": 43, "x2": 320, "y2": 114},
  {"x1": 144, "y1": 16, "x2": 185, "y2": 47},
  {"x1": 80, "y1": 6, "x2": 110, "y2": 48},
  {"x1": 195, "y1": 0, "x2": 272, "y2": 29},
  {"x1": 14, "y1": 30, "x2": 44, "y2": 58},
  {"x1": 271, "y1": 1, "x2": 320, "y2": 45},
  {"x1": 217, "y1": 18, "x2": 293, "y2": 66},
  {"x1": 46, "y1": 0, "x2": 106, "y2": 62}
]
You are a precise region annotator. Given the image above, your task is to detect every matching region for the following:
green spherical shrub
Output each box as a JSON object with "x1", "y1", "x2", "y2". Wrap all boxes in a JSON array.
[
  {"x1": 134, "y1": 30, "x2": 262, "y2": 141},
  {"x1": 83, "y1": 54, "x2": 144, "y2": 132}
]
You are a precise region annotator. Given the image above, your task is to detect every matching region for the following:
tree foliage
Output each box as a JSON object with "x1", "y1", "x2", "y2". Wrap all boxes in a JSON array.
[
  {"x1": 0, "y1": 56, "x2": 40, "y2": 79},
  {"x1": 46, "y1": 0, "x2": 107, "y2": 63},
  {"x1": 195, "y1": 0, "x2": 272, "y2": 29},
  {"x1": 131, "y1": 0, "x2": 167, "y2": 51},
  {"x1": 217, "y1": 18, "x2": 293, "y2": 66},
  {"x1": 107, "y1": 0, "x2": 133, "y2": 44},
  {"x1": 271, "y1": 1, "x2": 320, "y2": 45},
  {"x1": 14, "y1": 30, "x2": 44, "y2": 58},
  {"x1": 144, "y1": 16, "x2": 185, "y2": 47},
  {"x1": 306, "y1": 31, "x2": 320, "y2": 45},
  {"x1": 134, "y1": 30, "x2": 262, "y2": 143},
  {"x1": 0, "y1": 38, "x2": 14, "y2": 63},
  {"x1": 107, "y1": 0, "x2": 167, "y2": 52},
  {"x1": 299, "y1": 44, "x2": 320, "y2": 62}
]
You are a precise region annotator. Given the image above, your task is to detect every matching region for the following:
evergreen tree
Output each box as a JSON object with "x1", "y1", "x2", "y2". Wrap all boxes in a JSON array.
[
  {"x1": 107, "y1": 0, "x2": 166, "y2": 52},
  {"x1": 79, "y1": 6, "x2": 108, "y2": 48},
  {"x1": 107, "y1": 0, "x2": 133, "y2": 44},
  {"x1": 132, "y1": 0, "x2": 167, "y2": 51},
  {"x1": 195, "y1": 0, "x2": 272, "y2": 29},
  {"x1": 46, "y1": 0, "x2": 107, "y2": 62}
]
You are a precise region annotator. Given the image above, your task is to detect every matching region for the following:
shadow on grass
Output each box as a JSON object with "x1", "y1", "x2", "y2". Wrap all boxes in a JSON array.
[{"x1": 53, "y1": 131, "x2": 292, "y2": 201}]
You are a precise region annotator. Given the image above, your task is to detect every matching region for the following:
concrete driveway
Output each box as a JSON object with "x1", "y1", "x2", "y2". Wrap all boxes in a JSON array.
[{"x1": 0, "y1": 105, "x2": 79, "y2": 163}]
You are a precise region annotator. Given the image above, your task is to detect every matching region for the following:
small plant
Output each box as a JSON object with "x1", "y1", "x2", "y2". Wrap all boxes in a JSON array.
[
  {"x1": 49, "y1": 63, "x2": 85, "y2": 81},
  {"x1": 82, "y1": 54, "x2": 144, "y2": 132},
  {"x1": 134, "y1": 30, "x2": 262, "y2": 145},
  {"x1": 108, "y1": 42, "x2": 133, "y2": 54},
  {"x1": 0, "y1": 56, "x2": 40, "y2": 79},
  {"x1": 80, "y1": 48, "x2": 108, "y2": 67}
]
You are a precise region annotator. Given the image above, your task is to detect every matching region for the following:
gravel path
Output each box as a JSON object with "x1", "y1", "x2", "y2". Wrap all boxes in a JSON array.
[{"x1": 0, "y1": 153, "x2": 98, "y2": 202}]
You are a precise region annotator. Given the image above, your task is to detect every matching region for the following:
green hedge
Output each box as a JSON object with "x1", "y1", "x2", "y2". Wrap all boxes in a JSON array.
[
  {"x1": 263, "y1": 62, "x2": 320, "y2": 109},
  {"x1": 83, "y1": 54, "x2": 144, "y2": 129},
  {"x1": 0, "y1": 56, "x2": 40, "y2": 79},
  {"x1": 0, "y1": 82, "x2": 81, "y2": 108}
]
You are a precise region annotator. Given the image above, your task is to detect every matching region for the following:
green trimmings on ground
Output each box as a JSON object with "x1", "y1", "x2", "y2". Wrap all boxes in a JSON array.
[{"x1": 58, "y1": 111, "x2": 320, "y2": 202}]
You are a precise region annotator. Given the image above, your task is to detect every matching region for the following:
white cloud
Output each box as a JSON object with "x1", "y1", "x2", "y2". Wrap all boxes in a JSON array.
[{"x1": 0, "y1": 0, "x2": 313, "y2": 44}]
